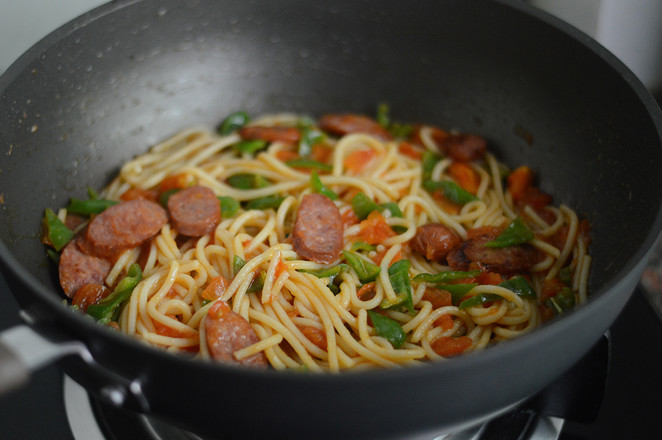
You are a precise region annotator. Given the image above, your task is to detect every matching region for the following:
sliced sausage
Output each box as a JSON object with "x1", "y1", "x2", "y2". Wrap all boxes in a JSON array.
[
  {"x1": 436, "y1": 134, "x2": 486, "y2": 162},
  {"x1": 205, "y1": 300, "x2": 268, "y2": 368},
  {"x1": 239, "y1": 126, "x2": 301, "y2": 144},
  {"x1": 59, "y1": 238, "x2": 112, "y2": 298},
  {"x1": 167, "y1": 185, "x2": 221, "y2": 237},
  {"x1": 446, "y1": 228, "x2": 540, "y2": 274},
  {"x1": 72, "y1": 283, "x2": 111, "y2": 311},
  {"x1": 318, "y1": 114, "x2": 392, "y2": 141},
  {"x1": 292, "y1": 194, "x2": 343, "y2": 264},
  {"x1": 84, "y1": 199, "x2": 167, "y2": 258},
  {"x1": 410, "y1": 223, "x2": 461, "y2": 262}
]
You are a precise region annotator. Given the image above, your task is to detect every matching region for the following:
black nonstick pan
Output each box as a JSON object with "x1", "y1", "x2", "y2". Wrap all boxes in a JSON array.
[{"x1": 1, "y1": 1, "x2": 661, "y2": 439}]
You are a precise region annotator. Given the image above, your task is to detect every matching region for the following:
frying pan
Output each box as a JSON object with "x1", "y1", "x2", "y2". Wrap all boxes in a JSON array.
[{"x1": 1, "y1": 0, "x2": 661, "y2": 438}]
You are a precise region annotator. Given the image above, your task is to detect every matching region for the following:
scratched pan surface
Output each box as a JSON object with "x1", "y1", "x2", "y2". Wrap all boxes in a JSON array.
[{"x1": 1, "y1": 0, "x2": 662, "y2": 438}]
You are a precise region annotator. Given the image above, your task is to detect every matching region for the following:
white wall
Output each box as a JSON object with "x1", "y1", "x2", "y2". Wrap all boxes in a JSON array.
[
  {"x1": 0, "y1": 0, "x2": 107, "y2": 73},
  {"x1": 530, "y1": 0, "x2": 662, "y2": 93}
]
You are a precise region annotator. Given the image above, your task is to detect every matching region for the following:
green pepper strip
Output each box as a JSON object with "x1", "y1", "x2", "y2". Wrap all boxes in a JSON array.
[
  {"x1": 413, "y1": 270, "x2": 481, "y2": 284},
  {"x1": 342, "y1": 250, "x2": 380, "y2": 283},
  {"x1": 498, "y1": 275, "x2": 537, "y2": 299},
  {"x1": 546, "y1": 287, "x2": 576, "y2": 314},
  {"x1": 435, "y1": 283, "x2": 479, "y2": 305},
  {"x1": 310, "y1": 171, "x2": 339, "y2": 200},
  {"x1": 350, "y1": 241, "x2": 376, "y2": 252},
  {"x1": 423, "y1": 180, "x2": 478, "y2": 205},
  {"x1": 245, "y1": 195, "x2": 286, "y2": 210},
  {"x1": 421, "y1": 151, "x2": 442, "y2": 181},
  {"x1": 301, "y1": 264, "x2": 349, "y2": 280},
  {"x1": 375, "y1": 103, "x2": 412, "y2": 138},
  {"x1": 234, "y1": 139, "x2": 267, "y2": 155},
  {"x1": 233, "y1": 255, "x2": 264, "y2": 293},
  {"x1": 287, "y1": 158, "x2": 332, "y2": 172},
  {"x1": 381, "y1": 259, "x2": 414, "y2": 314},
  {"x1": 233, "y1": 255, "x2": 247, "y2": 276},
  {"x1": 218, "y1": 111, "x2": 250, "y2": 135},
  {"x1": 379, "y1": 202, "x2": 403, "y2": 218},
  {"x1": 459, "y1": 293, "x2": 502, "y2": 309},
  {"x1": 87, "y1": 264, "x2": 142, "y2": 324},
  {"x1": 350, "y1": 192, "x2": 403, "y2": 220},
  {"x1": 159, "y1": 188, "x2": 180, "y2": 207},
  {"x1": 367, "y1": 310, "x2": 406, "y2": 349},
  {"x1": 559, "y1": 266, "x2": 573, "y2": 284},
  {"x1": 43, "y1": 209, "x2": 74, "y2": 251},
  {"x1": 218, "y1": 196, "x2": 239, "y2": 218},
  {"x1": 298, "y1": 127, "x2": 326, "y2": 157},
  {"x1": 485, "y1": 217, "x2": 534, "y2": 248},
  {"x1": 301, "y1": 264, "x2": 349, "y2": 293},
  {"x1": 351, "y1": 192, "x2": 380, "y2": 220},
  {"x1": 376, "y1": 103, "x2": 390, "y2": 128},
  {"x1": 66, "y1": 198, "x2": 118, "y2": 215},
  {"x1": 227, "y1": 173, "x2": 271, "y2": 189}
]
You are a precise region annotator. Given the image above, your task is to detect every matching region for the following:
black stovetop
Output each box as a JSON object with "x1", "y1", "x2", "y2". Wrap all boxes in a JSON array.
[{"x1": 1, "y1": 271, "x2": 662, "y2": 440}]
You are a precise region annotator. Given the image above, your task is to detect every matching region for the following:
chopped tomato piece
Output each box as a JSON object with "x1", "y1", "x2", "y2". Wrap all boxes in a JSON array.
[
  {"x1": 356, "y1": 210, "x2": 396, "y2": 245},
  {"x1": 120, "y1": 187, "x2": 159, "y2": 202},
  {"x1": 72, "y1": 283, "x2": 110, "y2": 312},
  {"x1": 344, "y1": 148, "x2": 377, "y2": 174},
  {"x1": 579, "y1": 219, "x2": 592, "y2": 246},
  {"x1": 311, "y1": 144, "x2": 333, "y2": 164},
  {"x1": 477, "y1": 271, "x2": 504, "y2": 285},
  {"x1": 421, "y1": 287, "x2": 453, "y2": 308},
  {"x1": 398, "y1": 142, "x2": 423, "y2": 160},
  {"x1": 518, "y1": 187, "x2": 552, "y2": 211},
  {"x1": 275, "y1": 149, "x2": 299, "y2": 162},
  {"x1": 201, "y1": 275, "x2": 230, "y2": 301},
  {"x1": 431, "y1": 336, "x2": 472, "y2": 357},
  {"x1": 538, "y1": 304, "x2": 555, "y2": 322},
  {"x1": 153, "y1": 314, "x2": 195, "y2": 338},
  {"x1": 447, "y1": 162, "x2": 480, "y2": 194},
  {"x1": 507, "y1": 166, "x2": 534, "y2": 202},
  {"x1": 548, "y1": 225, "x2": 569, "y2": 251},
  {"x1": 159, "y1": 173, "x2": 195, "y2": 192},
  {"x1": 431, "y1": 191, "x2": 461, "y2": 215},
  {"x1": 341, "y1": 208, "x2": 360, "y2": 229},
  {"x1": 434, "y1": 314, "x2": 454, "y2": 330},
  {"x1": 299, "y1": 325, "x2": 327, "y2": 350},
  {"x1": 274, "y1": 258, "x2": 288, "y2": 279},
  {"x1": 540, "y1": 277, "x2": 565, "y2": 302},
  {"x1": 370, "y1": 247, "x2": 404, "y2": 265},
  {"x1": 357, "y1": 282, "x2": 377, "y2": 300}
]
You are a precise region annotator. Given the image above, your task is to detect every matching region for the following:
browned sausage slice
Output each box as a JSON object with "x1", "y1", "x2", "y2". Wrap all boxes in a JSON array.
[
  {"x1": 436, "y1": 134, "x2": 486, "y2": 162},
  {"x1": 167, "y1": 185, "x2": 221, "y2": 237},
  {"x1": 59, "y1": 239, "x2": 112, "y2": 297},
  {"x1": 446, "y1": 228, "x2": 540, "y2": 274},
  {"x1": 318, "y1": 114, "x2": 393, "y2": 141},
  {"x1": 84, "y1": 199, "x2": 167, "y2": 258},
  {"x1": 239, "y1": 126, "x2": 301, "y2": 144},
  {"x1": 292, "y1": 194, "x2": 343, "y2": 264},
  {"x1": 410, "y1": 223, "x2": 461, "y2": 262},
  {"x1": 205, "y1": 300, "x2": 267, "y2": 368}
]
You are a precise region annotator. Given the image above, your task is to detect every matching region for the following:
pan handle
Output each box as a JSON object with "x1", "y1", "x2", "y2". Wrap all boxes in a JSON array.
[{"x1": 0, "y1": 319, "x2": 149, "y2": 413}]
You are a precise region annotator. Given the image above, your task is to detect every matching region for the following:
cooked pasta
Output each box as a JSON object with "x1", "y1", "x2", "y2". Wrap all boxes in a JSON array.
[{"x1": 45, "y1": 110, "x2": 591, "y2": 372}]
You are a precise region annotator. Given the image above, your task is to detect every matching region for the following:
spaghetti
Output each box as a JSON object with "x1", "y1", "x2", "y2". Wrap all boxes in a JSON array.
[{"x1": 44, "y1": 110, "x2": 591, "y2": 372}]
